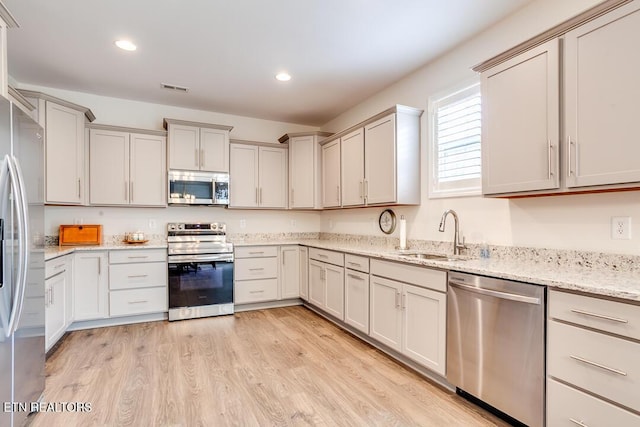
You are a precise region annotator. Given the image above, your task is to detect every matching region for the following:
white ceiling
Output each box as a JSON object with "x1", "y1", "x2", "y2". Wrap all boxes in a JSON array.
[{"x1": 4, "y1": 0, "x2": 533, "y2": 126}]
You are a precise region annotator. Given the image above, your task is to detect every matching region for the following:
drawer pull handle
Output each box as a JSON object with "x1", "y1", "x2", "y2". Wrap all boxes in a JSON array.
[
  {"x1": 249, "y1": 290, "x2": 264, "y2": 294},
  {"x1": 127, "y1": 274, "x2": 148, "y2": 278},
  {"x1": 127, "y1": 256, "x2": 149, "y2": 259},
  {"x1": 53, "y1": 263, "x2": 65, "y2": 269},
  {"x1": 569, "y1": 419, "x2": 589, "y2": 427},
  {"x1": 317, "y1": 254, "x2": 328, "y2": 258},
  {"x1": 570, "y1": 309, "x2": 628, "y2": 324},
  {"x1": 347, "y1": 273, "x2": 363, "y2": 280},
  {"x1": 249, "y1": 268, "x2": 265, "y2": 271},
  {"x1": 249, "y1": 251, "x2": 265, "y2": 255},
  {"x1": 348, "y1": 262, "x2": 361, "y2": 267},
  {"x1": 569, "y1": 355, "x2": 627, "y2": 376},
  {"x1": 128, "y1": 300, "x2": 148, "y2": 304}
]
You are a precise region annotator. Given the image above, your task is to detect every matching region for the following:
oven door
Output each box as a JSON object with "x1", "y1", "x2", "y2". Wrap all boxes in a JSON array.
[{"x1": 168, "y1": 254, "x2": 234, "y2": 309}]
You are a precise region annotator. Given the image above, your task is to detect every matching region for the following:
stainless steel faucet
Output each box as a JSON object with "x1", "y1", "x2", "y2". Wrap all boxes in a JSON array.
[{"x1": 439, "y1": 209, "x2": 466, "y2": 255}]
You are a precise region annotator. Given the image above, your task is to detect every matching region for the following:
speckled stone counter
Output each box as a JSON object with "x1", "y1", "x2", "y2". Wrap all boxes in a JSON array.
[
  {"x1": 232, "y1": 233, "x2": 640, "y2": 303},
  {"x1": 45, "y1": 241, "x2": 167, "y2": 261}
]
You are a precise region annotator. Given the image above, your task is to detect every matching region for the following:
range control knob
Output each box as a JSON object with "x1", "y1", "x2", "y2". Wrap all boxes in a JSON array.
[
  {"x1": 211, "y1": 223, "x2": 218, "y2": 230},
  {"x1": 167, "y1": 223, "x2": 176, "y2": 231},
  {"x1": 177, "y1": 223, "x2": 184, "y2": 230}
]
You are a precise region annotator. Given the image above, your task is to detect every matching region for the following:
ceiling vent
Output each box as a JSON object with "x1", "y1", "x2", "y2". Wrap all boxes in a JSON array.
[{"x1": 160, "y1": 83, "x2": 189, "y2": 93}]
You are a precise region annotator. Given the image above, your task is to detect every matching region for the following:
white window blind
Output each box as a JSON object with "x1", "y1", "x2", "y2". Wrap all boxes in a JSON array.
[{"x1": 429, "y1": 81, "x2": 481, "y2": 198}]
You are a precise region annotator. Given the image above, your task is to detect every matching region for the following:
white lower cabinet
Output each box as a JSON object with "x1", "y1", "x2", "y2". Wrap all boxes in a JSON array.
[
  {"x1": 108, "y1": 249, "x2": 167, "y2": 317},
  {"x1": 280, "y1": 245, "x2": 300, "y2": 299},
  {"x1": 299, "y1": 246, "x2": 309, "y2": 301},
  {"x1": 234, "y1": 246, "x2": 279, "y2": 304},
  {"x1": 344, "y1": 269, "x2": 369, "y2": 334},
  {"x1": 45, "y1": 255, "x2": 72, "y2": 351},
  {"x1": 547, "y1": 290, "x2": 640, "y2": 424},
  {"x1": 73, "y1": 251, "x2": 109, "y2": 321},
  {"x1": 308, "y1": 249, "x2": 345, "y2": 320},
  {"x1": 369, "y1": 259, "x2": 447, "y2": 375}
]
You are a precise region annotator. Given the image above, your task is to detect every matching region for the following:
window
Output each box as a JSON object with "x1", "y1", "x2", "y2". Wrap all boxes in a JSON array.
[{"x1": 428, "y1": 80, "x2": 481, "y2": 198}]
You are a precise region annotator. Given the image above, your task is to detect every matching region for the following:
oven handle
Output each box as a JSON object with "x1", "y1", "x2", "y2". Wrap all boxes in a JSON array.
[{"x1": 168, "y1": 253, "x2": 234, "y2": 263}]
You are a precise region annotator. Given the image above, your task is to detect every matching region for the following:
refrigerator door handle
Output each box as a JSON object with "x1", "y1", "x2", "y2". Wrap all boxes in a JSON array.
[
  {"x1": 5, "y1": 155, "x2": 28, "y2": 337},
  {"x1": 10, "y1": 156, "x2": 29, "y2": 334}
]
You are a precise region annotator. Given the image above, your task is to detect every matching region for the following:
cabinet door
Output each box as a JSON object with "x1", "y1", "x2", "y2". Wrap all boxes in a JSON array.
[
  {"x1": 229, "y1": 144, "x2": 259, "y2": 207},
  {"x1": 45, "y1": 271, "x2": 66, "y2": 351},
  {"x1": 324, "y1": 264, "x2": 344, "y2": 320},
  {"x1": 565, "y1": 3, "x2": 640, "y2": 188},
  {"x1": 289, "y1": 136, "x2": 316, "y2": 209},
  {"x1": 168, "y1": 124, "x2": 200, "y2": 171},
  {"x1": 200, "y1": 128, "x2": 229, "y2": 173},
  {"x1": 341, "y1": 128, "x2": 365, "y2": 207},
  {"x1": 308, "y1": 260, "x2": 326, "y2": 308},
  {"x1": 89, "y1": 129, "x2": 129, "y2": 205},
  {"x1": 369, "y1": 276, "x2": 402, "y2": 352},
  {"x1": 258, "y1": 146, "x2": 287, "y2": 208},
  {"x1": 130, "y1": 133, "x2": 166, "y2": 206},
  {"x1": 280, "y1": 246, "x2": 300, "y2": 299},
  {"x1": 402, "y1": 284, "x2": 446, "y2": 375},
  {"x1": 45, "y1": 101, "x2": 84, "y2": 204},
  {"x1": 482, "y1": 39, "x2": 560, "y2": 194},
  {"x1": 63, "y1": 256, "x2": 73, "y2": 327},
  {"x1": 73, "y1": 252, "x2": 108, "y2": 321},
  {"x1": 345, "y1": 269, "x2": 369, "y2": 334},
  {"x1": 365, "y1": 114, "x2": 396, "y2": 204},
  {"x1": 321, "y1": 139, "x2": 341, "y2": 208},
  {"x1": 299, "y1": 246, "x2": 309, "y2": 301}
]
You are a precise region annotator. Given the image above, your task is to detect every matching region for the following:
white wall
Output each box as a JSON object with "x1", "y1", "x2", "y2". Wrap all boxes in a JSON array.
[
  {"x1": 15, "y1": 84, "x2": 323, "y2": 236},
  {"x1": 319, "y1": 0, "x2": 640, "y2": 255}
]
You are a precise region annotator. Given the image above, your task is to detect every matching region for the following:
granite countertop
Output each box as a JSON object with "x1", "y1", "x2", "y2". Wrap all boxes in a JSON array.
[
  {"x1": 233, "y1": 238, "x2": 640, "y2": 303},
  {"x1": 45, "y1": 241, "x2": 168, "y2": 261}
]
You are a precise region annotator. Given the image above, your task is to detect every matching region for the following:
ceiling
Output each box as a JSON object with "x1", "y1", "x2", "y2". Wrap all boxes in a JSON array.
[{"x1": 4, "y1": 0, "x2": 533, "y2": 126}]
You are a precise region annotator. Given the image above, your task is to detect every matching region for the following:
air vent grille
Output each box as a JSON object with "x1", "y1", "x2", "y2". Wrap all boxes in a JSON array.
[{"x1": 160, "y1": 83, "x2": 189, "y2": 93}]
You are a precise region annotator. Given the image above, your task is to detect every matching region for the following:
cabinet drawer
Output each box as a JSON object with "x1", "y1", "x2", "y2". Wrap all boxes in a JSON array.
[
  {"x1": 109, "y1": 262, "x2": 167, "y2": 290},
  {"x1": 235, "y1": 257, "x2": 278, "y2": 280},
  {"x1": 370, "y1": 259, "x2": 446, "y2": 292},
  {"x1": 234, "y1": 246, "x2": 278, "y2": 258},
  {"x1": 109, "y1": 287, "x2": 167, "y2": 317},
  {"x1": 548, "y1": 379, "x2": 640, "y2": 427},
  {"x1": 109, "y1": 249, "x2": 167, "y2": 264},
  {"x1": 345, "y1": 254, "x2": 369, "y2": 273},
  {"x1": 235, "y1": 279, "x2": 278, "y2": 304},
  {"x1": 309, "y1": 248, "x2": 344, "y2": 266},
  {"x1": 548, "y1": 320, "x2": 640, "y2": 412},
  {"x1": 45, "y1": 256, "x2": 70, "y2": 278},
  {"x1": 549, "y1": 289, "x2": 640, "y2": 341}
]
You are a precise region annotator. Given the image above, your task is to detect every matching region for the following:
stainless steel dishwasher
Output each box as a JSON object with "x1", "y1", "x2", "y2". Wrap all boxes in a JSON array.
[{"x1": 447, "y1": 271, "x2": 545, "y2": 427}]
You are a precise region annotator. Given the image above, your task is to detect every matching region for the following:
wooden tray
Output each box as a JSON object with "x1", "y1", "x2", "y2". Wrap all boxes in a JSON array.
[
  {"x1": 123, "y1": 239, "x2": 149, "y2": 245},
  {"x1": 59, "y1": 225, "x2": 103, "y2": 246}
]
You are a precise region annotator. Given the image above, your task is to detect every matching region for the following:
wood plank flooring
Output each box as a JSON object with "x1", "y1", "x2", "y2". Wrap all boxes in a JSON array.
[{"x1": 28, "y1": 306, "x2": 509, "y2": 426}]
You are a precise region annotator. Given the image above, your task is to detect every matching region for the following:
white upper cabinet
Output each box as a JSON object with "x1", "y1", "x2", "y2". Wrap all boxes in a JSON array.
[
  {"x1": 564, "y1": 2, "x2": 640, "y2": 188},
  {"x1": 340, "y1": 128, "x2": 365, "y2": 207},
  {"x1": 321, "y1": 139, "x2": 341, "y2": 208},
  {"x1": 282, "y1": 132, "x2": 332, "y2": 210},
  {"x1": 17, "y1": 90, "x2": 96, "y2": 205},
  {"x1": 482, "y1": 39, "x2": 560, "y2": 195},
  {"x1": 89, "y1": 126, "x2": 166, "y2": 206},
  {"x1": 477, "y1": 0, "x2": 640, "y2": 196},
  {"x1": 165, "y1": 119, "x2": 232, "y2": 173},
  {"x1": 0, "y1": 6, "x2": 18, "y2": 98},
  {"x1": 321, "y1": 105, "x2": 421, "y2": 209},
  {"x1": 229, "y1": 142, "x2": 287, "y2": 209}
]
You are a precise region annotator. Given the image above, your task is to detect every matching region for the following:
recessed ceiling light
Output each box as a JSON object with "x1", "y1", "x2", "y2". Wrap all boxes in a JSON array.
[
  {"x1": 275, "y1": 72, "x2": 291, "y2": 82},
  {"x1": 115, "y1": 40, "x2": 137, "y2": 51}
]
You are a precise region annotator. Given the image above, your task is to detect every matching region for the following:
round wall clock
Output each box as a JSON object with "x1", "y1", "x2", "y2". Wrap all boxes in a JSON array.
[{"x1": 378, "y1": 209, "x2": 397, "y2": 234}]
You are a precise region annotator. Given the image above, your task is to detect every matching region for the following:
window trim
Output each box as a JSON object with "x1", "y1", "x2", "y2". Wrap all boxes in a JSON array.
[{"x1": 428, "y1": 78, "x2": 482, "y2": 199}]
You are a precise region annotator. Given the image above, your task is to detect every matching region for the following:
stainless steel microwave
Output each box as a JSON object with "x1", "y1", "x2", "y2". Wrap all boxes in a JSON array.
[{"x1": 168, "y1": 170, "x2": 229, "y2": 206}]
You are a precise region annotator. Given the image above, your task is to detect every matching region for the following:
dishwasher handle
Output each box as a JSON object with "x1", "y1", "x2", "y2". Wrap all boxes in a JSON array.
[{"x1": 449, "y1": 280, "x2": 541, "y2": 305}]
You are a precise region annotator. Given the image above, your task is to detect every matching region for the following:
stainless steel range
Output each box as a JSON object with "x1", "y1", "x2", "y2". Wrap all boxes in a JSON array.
[{"x1": 167, "y1": 222, "x2": 234, "y2": 321}]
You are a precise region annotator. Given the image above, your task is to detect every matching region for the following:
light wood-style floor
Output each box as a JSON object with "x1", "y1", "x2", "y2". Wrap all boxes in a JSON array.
[{"x1": 28, "y1": 306, "x2": 508, "y2": 426}]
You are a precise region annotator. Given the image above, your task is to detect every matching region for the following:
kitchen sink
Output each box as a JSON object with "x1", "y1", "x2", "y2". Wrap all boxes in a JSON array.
[{"x1": 394, "y1": 251, "x2": 471, "y2": 262}]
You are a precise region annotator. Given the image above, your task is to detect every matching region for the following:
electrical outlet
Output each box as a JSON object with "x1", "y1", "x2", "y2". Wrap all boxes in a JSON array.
[
  {"x1": 239, "y1": 219, "x2": 246, "y2": 229},
  {"x1": 611, "y1": 216, "x2": 631, "y2": 240},
  {"x1": 148, "y1": 219, "x2": 156, "y2": 229},
  {"x1": 290, "y1": 219, "x2": 296, "y2": 227}
]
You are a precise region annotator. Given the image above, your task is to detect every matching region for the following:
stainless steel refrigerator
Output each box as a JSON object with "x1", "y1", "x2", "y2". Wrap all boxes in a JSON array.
[{"x1": 0, "y1": 97, "x2": 45, "y2": 427}]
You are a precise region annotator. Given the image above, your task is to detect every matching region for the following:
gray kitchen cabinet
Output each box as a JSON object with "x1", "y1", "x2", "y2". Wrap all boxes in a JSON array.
[
  {"x1": 88, "y1": 126, "x2": 166, "y2": 206},
  {"x1": 344, "y1": 254, "x2": 370, "y2": 334},
  {"x1": 321, "y1": 139, "x2": 341, "y2": 208},
  {"x1": 340, "y1": 128, "x2": 365, "y2": 207},
  {"x1": 165, "y1": 119, "x2": 232, "y2": 173},
  {"x1": 73, "y1": 251, "x2": 109, "y2": 321},
  {"x1": 308, "y1": 248, "x2": 345, "y2": 320},
  {"x1": 280, "y1": 245, "x2": 300, "y2": 300},
  {"x1": 229, "y1": 142, "x2": 287, "y2": 209},
  {"x1": 45, "y1": 255, "x2": 73, "y2": 351},
  {"x1": 234, "y1": 246, "x2": 279, "y2": 304},
  {"x1": 299, "y1": 246, "x2": 309, "y2": 301}
]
